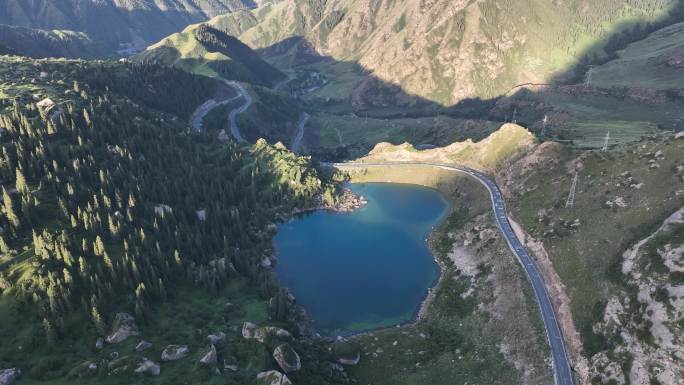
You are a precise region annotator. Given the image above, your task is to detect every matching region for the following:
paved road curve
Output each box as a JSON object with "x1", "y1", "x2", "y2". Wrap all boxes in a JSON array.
[
  {"x1": 226, "y1": 81, "x2": 252, "y2": 142},
  {"x1": 291, "y1": 112, "x2": 310, "y2": 153},
  {"x1": 330, "y1": 161, "x2": 576, "y2": 385},
  {"x1": 188, "y1": 80, "x2": 252, "y2": 142}
]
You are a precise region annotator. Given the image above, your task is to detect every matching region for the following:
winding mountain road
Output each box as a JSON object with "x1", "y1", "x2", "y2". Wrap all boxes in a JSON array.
[
  {"x1": 291, "y1": 112, "x2": 310, "y2": 153},
  {"x1": 330, "y1": 161, "x2": 576, "y2": 385},
  {"x1": 226, "y1": 81, "x2": 251, "y2": 142},
  {"x1": 189, "y1": 80, "x2": 252, "y2": 142}
]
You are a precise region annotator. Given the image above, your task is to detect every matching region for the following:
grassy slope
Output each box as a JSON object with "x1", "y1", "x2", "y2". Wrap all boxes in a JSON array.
[
  {"x1": 137, "y1": 24, "x2": 283, "y2": 86},
  {"x1": 0, "y1": 56, "x2": 342, "y2": 385},
  {"x1": 357, "y1": 123, "x2": 537, "y2": 172},
  {"x1": 506, "y1": 137, "x2": 684, "y2": 356},
  {"x1": 589, "y1": 21, "x2": 684, "y2": 89}
]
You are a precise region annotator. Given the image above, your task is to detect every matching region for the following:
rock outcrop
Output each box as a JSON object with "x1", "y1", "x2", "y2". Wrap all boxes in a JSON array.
[
  {"x1": 256, "y1": 370, "x2": 292, "y2": 385},
  {"x1": 0, "y1": 368, "x2": 20, "y2": 385},
  {"x1": 161, "y1": 345, "x2": 190, "y2": 361},
  {"x1": 135, "y1": 340, "x2": 152, "y2": 352},
  {"x1": 200, "y1": 344, "x2": 218, "y2": 365},
  {"x1": 273, "y1": 343, "x2": 301, "y2": 372},
  {"x1": 255, "y1": 326, "x2": 291, "y2": 344},
  {"x1": 106, "y1": 312, "x2": 139, "y2": 344},
  {"x1": 134, "y1": 358, "x2": 160, "y2": 376},
  {"x1": 332, "y1": 339, "x2": 361, "y2": 365},
  {"x1": 242, "y1": 322, "x2": 257, "y2": 339},
  {"x1": 207, "y1": 332, "x2": 226, "y2": 346}
]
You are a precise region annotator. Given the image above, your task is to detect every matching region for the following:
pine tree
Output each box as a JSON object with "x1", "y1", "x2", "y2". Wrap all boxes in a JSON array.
[
  {"x1": 15, "y1": 167, "x2": 28, "y2": 195},
  {"x1": 2, "y1": 187, "x2": 20, "y2": 229}
]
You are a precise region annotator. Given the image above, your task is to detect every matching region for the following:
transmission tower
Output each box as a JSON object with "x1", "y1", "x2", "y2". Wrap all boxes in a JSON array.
[
  {"x1": 602, "y1": 131, "x2": 610, "y2": 151},
  {"x1": 565, "y1": 172, "x2": 579, "y2": 208},
  {"x1": 512, "y1": 108, "x2": 518, "y2": 124}
]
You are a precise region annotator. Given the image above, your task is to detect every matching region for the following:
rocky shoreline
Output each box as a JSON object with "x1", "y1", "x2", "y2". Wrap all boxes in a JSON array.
[{"x1": 284, "y1": 187, "x2": 367, "y2": 218}]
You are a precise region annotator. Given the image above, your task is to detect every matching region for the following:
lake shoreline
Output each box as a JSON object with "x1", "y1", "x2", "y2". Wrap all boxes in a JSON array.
[
  {"x1": 341, "y1": 191, "x2": 451, "y2": 339},
  {"x1": 274, "y1": 182, "x2": 452, "y2": 339}
]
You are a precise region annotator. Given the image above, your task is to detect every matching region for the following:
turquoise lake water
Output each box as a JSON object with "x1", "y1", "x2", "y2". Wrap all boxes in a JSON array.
[{"x1": 274, "y1": 183, "x2": 450, "y2": 335}]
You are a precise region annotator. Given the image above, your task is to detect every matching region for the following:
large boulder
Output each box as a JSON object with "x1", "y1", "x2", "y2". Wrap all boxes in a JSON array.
[
  {"x1": 106, "y1": 312, "x2": 139, "y2": 344},
  {"x1": 242, "y1": 322, "x2": 257, "y2": 339},
  {"x1": 207, "y1": 332, "x2": 226, "y2": 346},
  {"x1": 332, "y1": 339, "x2": 361, "y2": 365},
  {"x1": 255, "y1": 326, "x2": 292, "y2": 344},
  {"x1": 199, "y1": 344, "x2": 217, "y2": 365},
  {"x1": 256, "y1": 370, "x2": 292, "y2": 385},
  {"x1": 273, "y1": 344, "x2": 301, "y2": 373},
  {"x1": 134, "y1": 358, "x2": 160, "y2": 376},
  {"x1": 161, "y1": 345, "x2": 190, "y2": 361},
  {"x1": 0, "y1": 368, "x2": 20, "y2": 385}
]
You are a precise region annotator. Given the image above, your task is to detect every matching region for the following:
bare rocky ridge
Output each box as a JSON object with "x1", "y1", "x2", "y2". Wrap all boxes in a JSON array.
[
  {"x1": 590, "y1": 207, "x2": 684, "y2": 385},
  {"x1": 211, "y1": 0, "x2": 676, "y2": 106}
]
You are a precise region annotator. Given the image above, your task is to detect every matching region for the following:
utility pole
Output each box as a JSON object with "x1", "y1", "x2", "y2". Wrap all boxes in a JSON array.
[
  {"x1": 602, "y1": 131, "x2": 610, "y2": 151},
  {"x1": 512, "y1": 108, "x2": 518, "y2": 124},
  {"x1": 565, "y1": 172, "x2": 579, "y2": 208}
]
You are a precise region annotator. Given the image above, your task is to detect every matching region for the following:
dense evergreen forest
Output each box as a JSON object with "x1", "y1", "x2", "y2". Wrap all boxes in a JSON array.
[{"x1": 0, "y1": 56, "x2": 346, "y2": 384}]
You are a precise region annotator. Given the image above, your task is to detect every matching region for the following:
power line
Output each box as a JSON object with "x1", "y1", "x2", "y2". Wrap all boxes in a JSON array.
[
  {"x1": 565, "y1": 172, "x2": 579, "y2": 208},
  {"x1": 602, "y1": 131, "x2": 610, "y2": 151}
]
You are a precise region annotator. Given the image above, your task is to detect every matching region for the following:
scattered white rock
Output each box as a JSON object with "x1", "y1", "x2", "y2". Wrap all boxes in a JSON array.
[
  {"x1": 134, "y1": 358, "x2": 160, "y2": 376},
  {"x1": 242, "y1": 322, "x2": 257, "y2": 339},
  {"x1": 207, "y1": 332, "x2": 226, "y2": 346},
  {"x1": 135, "y1": 340, "x2": 152, "y2": 352},
  {"x1": 218, "y1": 129, "x2": 230, "y2": 143},
  {"x1": 0, "y1": 368, "x2": 20, "y2": 385},
  {"x1": 273, "y1": 344, "x2": 301, "y2": 372},
  {"x1": 256, "y1": 370, "x2": 292, "y2": 385},
  {"x1": 161, "y1": 345, "x2": 190, "y2": 361},
  {"x1": 200, "y1": 344, "x2": 218, "y2": 365},
  {"x1": 196, "y1": 209, "x2": 207, "y2": 221},
  {"x1": 106, "y1": 312, "x2": 139, "y2": 344}
]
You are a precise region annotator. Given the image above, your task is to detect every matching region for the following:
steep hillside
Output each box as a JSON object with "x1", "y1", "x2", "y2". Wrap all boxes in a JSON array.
[
  {"x1": 137, "y1": 24, "x2": 284, "y2": 86},
  {"x1": 0, "y1": 0, "x2": 257, "y2": 53},
  {"x1": 358, "y1": 123, "x2": 537, "y2": 172},
  {"x1": 588, "y1": 20, "x2": 684, "y2": 89},
  {"x1": 0, "y1": 56, "x2": 348, "y2": 385},
  {"x1": 199, "y1": 0, "x2": 681, "y2": 106},
  {"x1": 0, "y1": 24, "x2": 108, "y2": 59},
  {"x1": 503, "y1": 135, "x2": 684, "y2": 384}
]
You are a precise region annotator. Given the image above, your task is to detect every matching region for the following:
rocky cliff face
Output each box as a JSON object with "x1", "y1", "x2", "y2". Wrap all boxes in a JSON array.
[
  {"x1": 0, "y1": 0, "x2": 257, "y2": 51},
  {"x1": 213, "y1": 0, "x2": 675, "y2": 106}
]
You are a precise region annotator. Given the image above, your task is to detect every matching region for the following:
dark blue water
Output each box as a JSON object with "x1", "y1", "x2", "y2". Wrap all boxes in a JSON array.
[{"x1": 274, "y1": 183, "x2": 450, "y2": 335}]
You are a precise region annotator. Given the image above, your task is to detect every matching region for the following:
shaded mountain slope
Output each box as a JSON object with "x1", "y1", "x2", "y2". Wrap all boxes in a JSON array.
[
  {"x1": 0, "y1": 24, "x2": 108, "y2": 59},
  {"x1": 0, "y1": 0, "x2": 259, "y2": 52},
  {"x1": 189, "y1": 0, "x2": 682, "y2": 106},
  {"x1": 137, "y1": 24, "x2": 284, "y2": 86}
]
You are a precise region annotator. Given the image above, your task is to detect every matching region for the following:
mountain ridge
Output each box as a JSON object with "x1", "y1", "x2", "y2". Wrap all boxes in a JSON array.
[{"x1": 0, "y1": 0, "x2": 261, "y2": 52}]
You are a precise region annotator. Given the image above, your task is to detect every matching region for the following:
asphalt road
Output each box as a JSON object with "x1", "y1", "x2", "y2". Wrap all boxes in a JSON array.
[
  {"x1": 291, "y1": 112, "x2": 310, "y2": 153},
  {"x1": 188, "y1": 80, "x2": 252, "y2": 142},
  {"x1": 330, "y1": 161, "x2": 576, "y2": 385},
  {"x1": 226, "y1": 81, "x2": 251, "y2": 142},
  {"x1": 188, "y1": 95, "x2": 240, "y2": 132}
]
